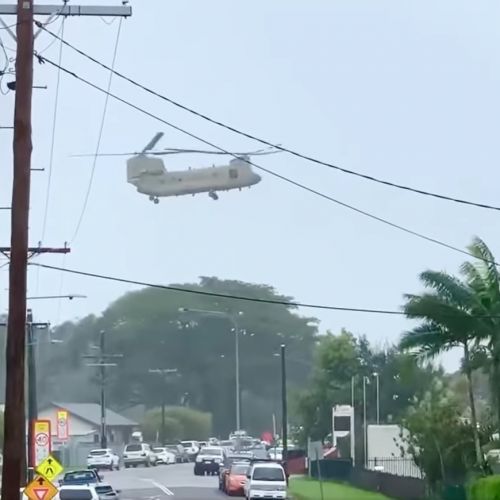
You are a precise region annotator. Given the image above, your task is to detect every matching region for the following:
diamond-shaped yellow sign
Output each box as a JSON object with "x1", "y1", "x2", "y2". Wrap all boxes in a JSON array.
[
  {"x1": 23, "y1": 475, "x2": 58, "y2": 500},
  {"x1": 36, "y1": 454, "x2": 64, "y2": 482}
]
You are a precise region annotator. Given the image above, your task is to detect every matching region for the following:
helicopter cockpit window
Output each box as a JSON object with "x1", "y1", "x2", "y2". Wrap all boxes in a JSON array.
[{"x1": 229, "y1": 168, "x2": 238, "y2": 179}]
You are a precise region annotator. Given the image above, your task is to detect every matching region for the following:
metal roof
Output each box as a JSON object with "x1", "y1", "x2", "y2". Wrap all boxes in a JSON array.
[{"x1": 50, "y1": 402, "x2": 138, "y2": 427}]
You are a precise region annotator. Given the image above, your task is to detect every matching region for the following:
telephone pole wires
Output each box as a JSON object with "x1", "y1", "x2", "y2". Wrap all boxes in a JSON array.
[{"x1": 83, "y1": 330, "x2": 123, "y2": 448}]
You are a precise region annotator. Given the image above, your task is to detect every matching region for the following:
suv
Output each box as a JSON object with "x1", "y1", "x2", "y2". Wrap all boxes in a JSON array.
[
  {"x1": 123, "y1": 442, "x2": 157, "y2": 468},
  {"x1": 86, "y1": 448, "x2": 120, "y2": 471},
  {"x1": 243, "y1": 461, "x2": 287, "y2": 500},
  {"x1": 165, "y1": 443, "x2": 189, "y2": 463},
  {"x1": 194, "y1": 446, "x2": 224, "y2": 476},
  {"x1": 57, "y1": 483, "x2": 121, "y2": 499},
  {"x1": 181, "y1": 440, "x2": 200, "y2": 461}
]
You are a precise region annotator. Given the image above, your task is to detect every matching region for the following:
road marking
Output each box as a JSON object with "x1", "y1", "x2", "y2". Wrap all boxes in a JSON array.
[
  {"x1": 140, "y1": 479, "x2": 174, "y2": 496},
  {"x1": 150, "y1": 480, "x2": 174, "y2": 496}
]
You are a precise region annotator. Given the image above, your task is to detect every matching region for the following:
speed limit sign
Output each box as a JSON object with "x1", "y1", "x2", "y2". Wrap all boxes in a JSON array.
[
  {"x1": 57, "y1": 410, "x2": 69, "y2": 441},
  {"x1": 32, "y1": 420, "x2": 51, "y2": 467}
]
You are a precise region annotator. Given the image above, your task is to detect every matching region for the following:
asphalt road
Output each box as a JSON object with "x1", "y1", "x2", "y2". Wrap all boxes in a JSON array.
[{"x1": 98, "y1": 462, "x2": 226, "y2": 499}]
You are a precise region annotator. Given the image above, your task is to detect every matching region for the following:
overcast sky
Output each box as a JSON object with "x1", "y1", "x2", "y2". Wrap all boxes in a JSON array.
[{"x1": 1, "y1": 0, "x2": 499, "y2": 371}]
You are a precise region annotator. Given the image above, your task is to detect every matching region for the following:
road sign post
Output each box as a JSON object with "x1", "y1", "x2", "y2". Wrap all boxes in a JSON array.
[
  {"x1": 23, "y1": 474, "x2": 58, "y2": 500},
  {"x1": 32, "y1": 420, "x2": 51, "y2": 467},
  {"x1": 56, "y1": 409, "x2": 69, "y2": 441},
  {"x1": 36, "y1": 454, "x2": 64, "y2": 483}
]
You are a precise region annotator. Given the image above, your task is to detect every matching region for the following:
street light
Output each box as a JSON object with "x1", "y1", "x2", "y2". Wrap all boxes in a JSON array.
[
  {"x1": 178, "y1": 307, "x2": 243, "y2": 431},
  {"x1": 373, "y1": 372, "x2": 380, "y2": 425}
]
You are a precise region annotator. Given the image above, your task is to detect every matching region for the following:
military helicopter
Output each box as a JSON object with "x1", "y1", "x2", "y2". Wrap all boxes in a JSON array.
[{"x1": 75, "y1": 132, "x2": 280, "y2": 203}]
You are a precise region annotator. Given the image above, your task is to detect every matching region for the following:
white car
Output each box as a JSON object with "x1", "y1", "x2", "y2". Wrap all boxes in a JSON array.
[
  {"x1": 123, "y1": 442, "x2": 157, "y2": 468},
  {"x1": 86, "y1": 448, "x2": 120, "y2": 471},
  {"x1": 22, "y1": 483, "x2": 121, "y2": 500},
  {"x1": 152, "y1": 447, "x2": 176, "y2": 465},
  {"x1": 181, "y1": 440, "x2": 200, "y2": 461},
  {"x1": 244, "y1": 462, "x2": 287, "y2": 500}
]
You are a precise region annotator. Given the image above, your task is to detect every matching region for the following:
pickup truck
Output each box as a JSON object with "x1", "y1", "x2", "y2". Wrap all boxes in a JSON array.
[{"x1": 58, "y1": 469, "x2": 103, "y2": 486}]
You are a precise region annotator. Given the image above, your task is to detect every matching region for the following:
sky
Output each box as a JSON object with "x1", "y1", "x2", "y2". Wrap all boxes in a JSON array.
[{"x1": 1, "y1": 0, "x2": 499, "y2": 372}]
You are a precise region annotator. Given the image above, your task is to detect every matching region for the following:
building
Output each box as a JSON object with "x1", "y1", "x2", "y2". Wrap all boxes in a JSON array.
[{"x1": 38, "y1": 402, "x2": 139, "y2": 466}]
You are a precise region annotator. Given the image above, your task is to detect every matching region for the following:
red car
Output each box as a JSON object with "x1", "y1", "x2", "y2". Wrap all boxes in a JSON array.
[{"x1": 225, "y1": 462, "x2": 249, "y2": 496}]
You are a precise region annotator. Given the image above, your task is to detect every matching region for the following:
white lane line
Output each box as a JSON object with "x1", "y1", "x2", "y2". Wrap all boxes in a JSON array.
[{"x1": 149, "y1": 479, "x2": 174, "y2": 496}]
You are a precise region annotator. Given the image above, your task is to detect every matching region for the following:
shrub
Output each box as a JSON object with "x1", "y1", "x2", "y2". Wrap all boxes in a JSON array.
[{"x1": 469, "y1": 475, "x2": 500, "y2": 500}]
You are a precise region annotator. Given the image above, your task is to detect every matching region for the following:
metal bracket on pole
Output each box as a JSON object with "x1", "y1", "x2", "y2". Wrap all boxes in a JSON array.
[{"x1": 0, "y1": 4, "x2": 132, "y2": 17}]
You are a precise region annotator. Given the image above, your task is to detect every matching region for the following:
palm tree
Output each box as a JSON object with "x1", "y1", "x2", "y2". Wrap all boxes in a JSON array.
[
  {"x1": 400, "y1": 270, "x2": 484, "y2": 467},
  {"x1": 460, "y1": 237, "x2": 500, "y2": 427}
]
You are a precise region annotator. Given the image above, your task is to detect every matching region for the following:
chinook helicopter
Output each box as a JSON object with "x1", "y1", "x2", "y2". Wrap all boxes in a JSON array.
[{"x1": 76, "y1": 132, "x2": 280, "y2": 203}]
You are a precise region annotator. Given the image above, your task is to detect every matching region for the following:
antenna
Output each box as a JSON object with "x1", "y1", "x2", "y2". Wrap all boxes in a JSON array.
[{"x1": 141, "y1": 132, "x2": 164, "y2": 154}]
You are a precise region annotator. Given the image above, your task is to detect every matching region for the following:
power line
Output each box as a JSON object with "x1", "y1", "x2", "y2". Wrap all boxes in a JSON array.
[
  {"x1": 28, "y1": 262, "x2": 500, "y2": 319},
  {"x1": 34, "y1": 53, "x2": 499, "y2": 266},
  {"x1": 69, "y1": 17, "x2": 123, "y2": 243},
  {"x1": 35, "y1": 22, "x2": 500, "y2": 214}
]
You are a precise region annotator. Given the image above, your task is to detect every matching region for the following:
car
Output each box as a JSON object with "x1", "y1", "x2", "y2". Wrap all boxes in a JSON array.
[
  {"x1": 152, "y1": 447, "x2": 176, "y2": 465},
  {"x1": 218, "y1": 455, "x2": 251, "y2": 492},
  {"x1": 59, "y1": 469, "x2": 103, "y2": 486},
  {"x1": 122, "y1": 442, "x2": 157, "y2": 468},
  {"x1": 198, "y1": 441, "x2": 208, "y2": 448},
  {"x1": 224, "y1": 462, "x2": 250, "y2": 496},
  {"x1": 86, "y1": 448, "x2": 120, "y2": 471},
  {"x1": 193, "y1": 446, "x2": 224, "y2": 476},
  {"x1": 57, "y1": 483, "x2": 121, "y2": 499},
  {"x1": 181, "y1": 440, "x2": 200, "y2": 461},
  {"x1": 243, "y1": 461, "x2": 287, "y2": 500},
  {"x1": 165, "y1": 443, "x2": 189, "y2": 463}
]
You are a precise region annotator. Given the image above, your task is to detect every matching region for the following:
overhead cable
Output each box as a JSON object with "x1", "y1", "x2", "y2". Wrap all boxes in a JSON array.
[
  {"x1": 34, "y1": 54, "x2": 499, "y2": 267},
  {"x1": 29, "y1": 262, "x2": 500, "y2": 319},
  {"x1": 69, "y1": 17, "x2": 123, "y2": 243},
  {"x1": 35, "y1": 22, "x2": 500, "y2": 213}
]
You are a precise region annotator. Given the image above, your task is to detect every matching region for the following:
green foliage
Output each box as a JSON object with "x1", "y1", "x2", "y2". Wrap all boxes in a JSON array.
[
  {"x1": 399, "y1": 381, "x2": 480, "y2": 490},
  {"x1": 468, "y1": 475, "x2": 500, "y2": 500},
  {"x1": 141, "y1": 406, "x2": 211, "y2": 442},
  {"x1": 292, "y1": 329, "x2": 440, "y2": 451},
  {"x1": 36, "y1": 278, "x2": 317, "y2": 437}
]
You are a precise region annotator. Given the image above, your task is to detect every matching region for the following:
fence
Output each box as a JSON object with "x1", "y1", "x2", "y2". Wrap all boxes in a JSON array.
[{"x1": 367, "y1": 457, "x2": 423, "y2": 478}]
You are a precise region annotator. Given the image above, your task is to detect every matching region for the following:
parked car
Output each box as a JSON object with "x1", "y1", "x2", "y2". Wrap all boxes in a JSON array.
[
  {"x1": 152, "y1": 447, "x2": 176, "y2": 465},
  {"x1": 122, "y1": 442, "x2": 157, "y2": 468},
  {"x1": 181, "y1": 440, "x2": 200, "y2": 461},
  {"x1": 243, "y1": 461, "x2": 287, "y2": 500},
  {"x1": 194, "y1": 446, "x2": 224, "y2": 476},
  {"x1": 218, "y1": 455, "x2": 251, "y2": 492},
  {"x1": 165, "y1": 443, "x2": 189, "y2": 463},
  {"x1": 86, "y1": 448, "x2": 120, "y2": 471}
]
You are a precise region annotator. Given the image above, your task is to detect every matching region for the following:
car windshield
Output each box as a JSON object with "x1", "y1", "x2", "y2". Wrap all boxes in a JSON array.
[
  {"x1": 125, "y1": 444, "x2": 142, "y2": 452},
  {"x1": 201, "y1": 448, "x2": 222, "y2": 455},
  {"x1": 64, "y1": 471, "x2": 97, "y2": 482},
  {"x1": 253, "y1": 467, "x2": 285, "y2": 481},
  {"x1": 89, "y1": 450, "x2": 107, "y2": 456},
  {"x1": 95, "y1": 485, "x2": 114, "y2": 494},
  {"x1": 165, "y1": 445, "x2": 178, "y2": 451},
  {"x1": 59, "y1": 490, "x2": 93, "y2": 500},
  {"x1": 231, "y1": 464, "x2": 249, "y2": 475},
  {"x1": 220, "y1": 441, "x2": 233, "y2": 447}
]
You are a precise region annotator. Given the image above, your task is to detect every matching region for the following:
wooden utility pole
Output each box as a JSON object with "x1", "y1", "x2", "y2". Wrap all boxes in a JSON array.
[
  {"x1": 2, "y1": 2, "x2": 35, "y2": 496},
  {"x1": 0, "y1": 3, "x2": 131, "y2": 496}
]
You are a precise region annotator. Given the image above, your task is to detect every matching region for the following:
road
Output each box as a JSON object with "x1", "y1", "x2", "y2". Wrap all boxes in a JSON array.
[{"x1": 98, "y1": 462, "x2": 225, "y2": 499}]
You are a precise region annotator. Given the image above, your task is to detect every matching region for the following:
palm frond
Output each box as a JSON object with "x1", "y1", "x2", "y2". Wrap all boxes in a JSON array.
[
  {"x1": 399, "y1": 323, "x2": 460, "y2": 359},
  {"x1": 418, "y1": 271, "x2": 477, "y2": 310},
  {"x1": 466, "y1": 237, "x2": 500, "y2": 300}
]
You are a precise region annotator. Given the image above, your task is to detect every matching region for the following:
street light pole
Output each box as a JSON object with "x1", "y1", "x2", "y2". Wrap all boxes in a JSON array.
[
  {"x1": 178, "y1": 307, "x2": 242, "y2": 431},
  {"x1": 280, "y1": 344, "x2": 288, "y2": 471},
  {"x1": 374, "y1": 372, "x2": 380, "y2": 425},
  {"x1": 363, "y1": 376, "x2": 367, "y2": 467}
]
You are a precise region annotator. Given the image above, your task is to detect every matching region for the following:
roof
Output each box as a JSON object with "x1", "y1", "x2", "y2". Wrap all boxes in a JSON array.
[{"x1": 49, "y1": 402, "x2": 138, "y2": 427}]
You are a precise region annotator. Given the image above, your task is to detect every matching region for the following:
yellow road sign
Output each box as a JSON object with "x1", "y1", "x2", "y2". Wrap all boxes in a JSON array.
[
  {"x1": 23, "y1": 475, "x2": 58, "y2": 500},
  {"x1": 36, "y1": 454, "x2": 64, "y2": 482}
]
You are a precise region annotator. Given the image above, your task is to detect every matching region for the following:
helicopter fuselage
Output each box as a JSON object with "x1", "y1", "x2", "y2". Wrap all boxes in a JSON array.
[{"x1": 126, "y1": 155, "x2": 261, "y2": 200}]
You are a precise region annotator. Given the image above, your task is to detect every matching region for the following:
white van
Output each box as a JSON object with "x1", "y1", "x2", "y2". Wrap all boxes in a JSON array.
[{"x1": 244, "y1": 462, "x2": 287, "y2": 499}]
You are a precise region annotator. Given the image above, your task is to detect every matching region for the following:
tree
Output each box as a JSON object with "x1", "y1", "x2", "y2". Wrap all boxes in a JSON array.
[
  {"x1": 401, "y1": 270, "x2": 484, "y2": 467},
  {"x1": 460, "y1": 237, "x2": 500, "y2": 427},
  {"x1": 37, "y1": 277, "x2": 318, "y2": 437},
  {"x1": 399, "y1": 380, "x2": 482, "y2": 491}
]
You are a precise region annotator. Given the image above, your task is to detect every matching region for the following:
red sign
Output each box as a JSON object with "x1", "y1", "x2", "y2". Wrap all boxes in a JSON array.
[
  {"x1": 261, "y1": 431, "x2": 273, "y2": 443},
  {"x1": 32, "y1": 420, "x2": 52, "y2": 467}
]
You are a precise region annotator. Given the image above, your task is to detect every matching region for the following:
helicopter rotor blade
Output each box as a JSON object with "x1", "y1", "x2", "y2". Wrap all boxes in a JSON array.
[{"x1": 141, "y1": 132, "x2": 164, "y2": 153}]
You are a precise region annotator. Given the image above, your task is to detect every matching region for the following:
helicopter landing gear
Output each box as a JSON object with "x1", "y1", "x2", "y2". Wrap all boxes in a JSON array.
[
  {"x1": 208, "y1": 191, "x2": 219, "y2": 201},
  {"x1": 149, "y1": 195, "x2": 159, "y2": 204}
]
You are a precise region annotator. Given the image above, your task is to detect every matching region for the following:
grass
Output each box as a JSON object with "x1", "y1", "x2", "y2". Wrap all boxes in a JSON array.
[{"x1": 289, "y1": 477, "x2": 393, "y2": 500}]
